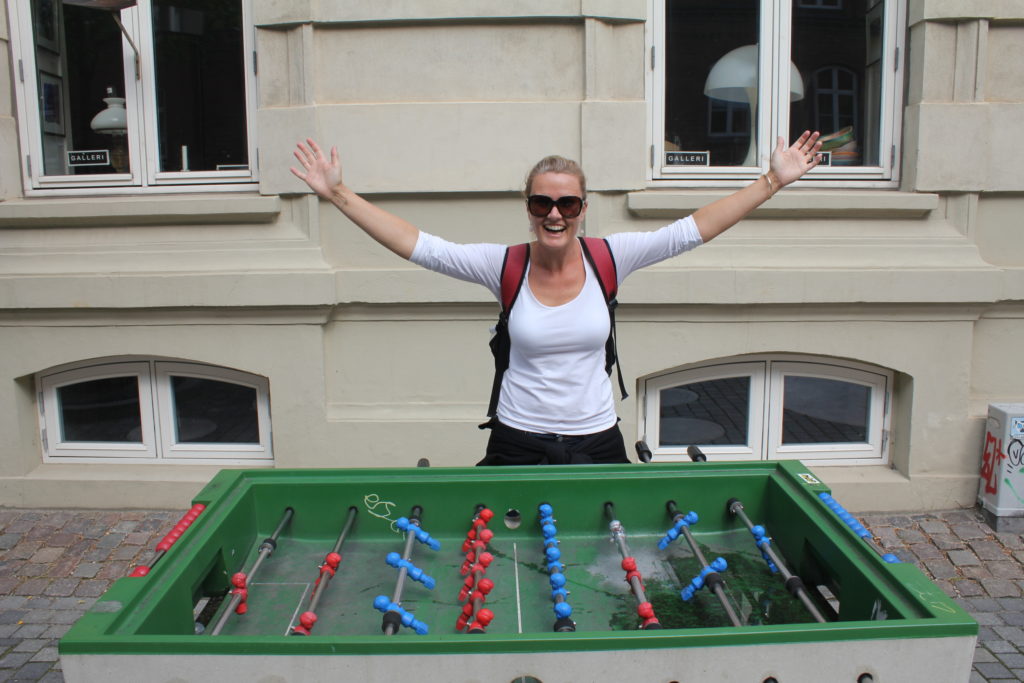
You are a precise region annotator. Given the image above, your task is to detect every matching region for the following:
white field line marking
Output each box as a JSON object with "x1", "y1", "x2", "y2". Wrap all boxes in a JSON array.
[{"x1": 513, "y1": 542, "x2": 522, "y2": 634}]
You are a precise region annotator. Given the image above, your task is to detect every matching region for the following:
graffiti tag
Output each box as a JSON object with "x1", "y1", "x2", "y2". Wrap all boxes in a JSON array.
[{"x1": 980, "y1": 431, "x2": 1006, "y2": 496}]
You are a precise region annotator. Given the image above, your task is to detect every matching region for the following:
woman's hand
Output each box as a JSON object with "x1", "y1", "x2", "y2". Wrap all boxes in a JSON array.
[
  {"x1": 290, "y1": 138, "x2": 344, "y2": 200},
  {"x1": 769, "y1": 130, "x2": 822, "y2": 187}
]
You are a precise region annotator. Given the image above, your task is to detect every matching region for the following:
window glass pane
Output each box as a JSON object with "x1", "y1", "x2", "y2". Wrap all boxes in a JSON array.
[
  {"x1": 659, "y1": 378, "x2": 750, "y2": 446},
  {"x1": 152, "y1": 0, "x2": 248, "y2": 172},
  {"x1": 782, "y1": 376, "x2": 869, "y2": 444},
  {"x1": 665, "y1": 0, "x2": 759, "y2": 167},
  {"x1": 791, "y1": 0, "x2": 885, "y2": 166},
  {"x1": 57, "y1": 376, "x2": 142, "y2": 442},
  {"x1": 32, "y1": 1, "x2": 129, "y2": 175},
  {"x1": 171, "y1": 376, "x2": 258, "y2": 443}
]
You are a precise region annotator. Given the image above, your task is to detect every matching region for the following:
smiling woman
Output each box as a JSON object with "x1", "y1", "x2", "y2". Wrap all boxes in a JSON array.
[{"x1": 289, "y1": 134, "x2": 822, "y2": 466}]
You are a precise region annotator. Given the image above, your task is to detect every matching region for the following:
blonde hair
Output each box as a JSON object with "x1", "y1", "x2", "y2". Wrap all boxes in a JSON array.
[{"x1": 524, "y1": 156, "x2": 587, "y2": 198}]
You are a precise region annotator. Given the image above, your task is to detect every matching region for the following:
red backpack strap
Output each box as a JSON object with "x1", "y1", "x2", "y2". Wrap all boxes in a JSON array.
[
  {"x1": 579, "y1": 236, "x2": 618, "y2": 302},
  {"x1": 579, "y1": 236, "x2": 628, "y2": 401},
  {"x1": 500, "y1": 243, "x2": 531, "y2": 311}
]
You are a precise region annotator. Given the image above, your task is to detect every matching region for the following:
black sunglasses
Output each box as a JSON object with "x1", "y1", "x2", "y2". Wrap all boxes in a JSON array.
[{"x1": 527, "y1": 194, "x2": 585, "y2": 219}]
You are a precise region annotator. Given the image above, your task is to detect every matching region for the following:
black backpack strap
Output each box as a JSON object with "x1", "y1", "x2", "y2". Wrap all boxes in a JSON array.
[
  {"x1": 483, "y1": 244, "x2": 530, "y2": 424},
  {"x1": 579, "y1": 237, "x2": 628, "y2": 401}
]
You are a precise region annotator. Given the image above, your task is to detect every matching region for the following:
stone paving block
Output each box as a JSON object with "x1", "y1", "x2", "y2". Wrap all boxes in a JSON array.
[
  {"x1": 994, "y1": 626, "x2": 1024, "y2": 646},
  {"x1": 974, "y1": 612, "x2": 1005, "y2": 626},
  {"x1": 73, "y1": 580, "x2": 110, "y2": 598},
  {"x1": 923, "y1": 558, "x2": 959, "y2": 580},
  {"x1": 970, "y1": 540, "x2": 1009, "y2": 561},
  {"x1": 983, "y1": 578, "x2": 1021, "y2": 598},
  {"x1": 954, "y1": 578, "x2": 985, "y2": 597},
  {"x1": 910, "y1": 543, "x2": 944, "y2": 561},
  {"x1": 996, "y1": 652, "x2": 1024, "y2": 668},
  {"x1": 13, "y1": 637, "x2": 47, "y2": 652},
  {"x1": 42, "y1": 580, "x2": 79, "y2": 598},
  {"x1": 94, "y1": 533, "x2": 127, "y2": 549},
  {"x1": 968, "y1": 672, "x2": 986, "y2": 683},
  {"x1": 976, "y1": 661, "x2": 1013, "y2": 678},
  {"x1": 954, "y1": 523, "x2": 992, "y2": 541},
  {"x1": 29, "y1": 646, "x2": 58, "y2": 664},
  {"x1": 950, "y1": 549, "x2": 982, "y2": 566},
  {"x1": 974, "y1": 646, "x2": 999, "y2": 662},
  {"x1": 931, "y1": 532, "x2": 968, "y2": 551},
  {"x1": 14, "y1": 661, "x2": 54, "y2": 679},
  {"x1": 896, "y1": 528, "x2": 926, "y2": 544},
  {"x1": 0, "y1": 598, "x2": 27, "y2": 610},
  {"x1": 990, "y1": 562, "x2": 1024, "y2": 580},
  {"x1": 6, "y1": 542, "x2": 42, "y2": 561},
  {"x1": 12, "y1": 624, "x2": 47, "y2": 639},
  {"x1": 1002, "y1": 610, "x2": 1024, "y2": 627},
  {"x1": 963, "y1": 565, "x2": 993, "y2": 580},
  {"x1": 969, "y1": 598, "x2": 1003, "y2": 612},
  {"x1": 920, "y1": 520, "x2": 951, "y2": 534},
  {"x1": 0, "y1": 611, "x2": 26, "y2": 626},
  {"x1": 71, "y1": 563, "x2": 100, "y2": 580},
  {"x1": 987, "y1": 639, "x2": 1017, "y2": 653},
  {"x1": 0, "y1": 536, "x2": 21, "y2": 552},
  {"x1": 0, "y1": 652, "x2": 31, "y2": 669},
  {"x1": 997, "y1": 532, "x2": 1024, "y2": 550}
]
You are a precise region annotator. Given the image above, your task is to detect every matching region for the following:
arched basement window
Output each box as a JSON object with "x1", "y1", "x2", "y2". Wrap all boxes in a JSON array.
[{"x1": 38, "y1": 359, "x2": 272, "y2": 464}]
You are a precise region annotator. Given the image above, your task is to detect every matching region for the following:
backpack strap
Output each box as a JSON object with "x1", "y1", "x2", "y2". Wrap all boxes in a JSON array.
[
  {"x1": 484, "y1": 244, "x2": 531, "y2": 421},
  {"x1": 579, "y1": 236, "x2": 629, "y2": 401},
  {"x1": 500, "y1": 243, "x2": 530, "y2": 312}
]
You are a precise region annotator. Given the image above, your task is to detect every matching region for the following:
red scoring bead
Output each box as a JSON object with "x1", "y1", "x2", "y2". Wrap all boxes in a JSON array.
[
  {"x1": 155, "y1": 541, "x2": 172, "y2": 552},
  {"x1": 621, "y1": 557, "x2": 637, "y2": 571},
  {"x1": 129, "y1": 565, "x2": 150, "y2": 577}
]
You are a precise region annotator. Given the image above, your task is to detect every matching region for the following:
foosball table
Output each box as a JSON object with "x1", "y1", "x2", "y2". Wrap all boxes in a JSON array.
[{"x1": 59, "y1": 461, "x2": 977, "y2": 682}]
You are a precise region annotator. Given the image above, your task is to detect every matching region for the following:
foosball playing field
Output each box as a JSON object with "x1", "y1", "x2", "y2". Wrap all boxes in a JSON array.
[{"x1": 59, "y1": 462, "x2": 977, "y2": 682}]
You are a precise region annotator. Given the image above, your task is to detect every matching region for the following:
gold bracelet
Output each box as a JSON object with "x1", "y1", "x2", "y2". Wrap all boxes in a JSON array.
[{"x1": 761, "y1": 172, "x2": 775, "y2": 196}]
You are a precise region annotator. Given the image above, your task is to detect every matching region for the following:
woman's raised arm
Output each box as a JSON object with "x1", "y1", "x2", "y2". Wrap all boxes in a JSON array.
[
  {"x1": 692, "y1": 130, "x2": 822, "y2": 243},
  {"x1": 290, "y1": 138, "x2": 420, "y2": 260}
]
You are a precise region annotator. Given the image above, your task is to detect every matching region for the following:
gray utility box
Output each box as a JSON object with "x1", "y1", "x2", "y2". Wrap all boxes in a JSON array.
[{"x1": 978, "y1": 403, "x2": 1024, "y2": 532}]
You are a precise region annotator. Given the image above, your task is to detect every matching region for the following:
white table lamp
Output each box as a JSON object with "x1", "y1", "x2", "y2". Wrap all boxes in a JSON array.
[{"x1": 704, "y1": 45, "x2": 804, "y2": 166}]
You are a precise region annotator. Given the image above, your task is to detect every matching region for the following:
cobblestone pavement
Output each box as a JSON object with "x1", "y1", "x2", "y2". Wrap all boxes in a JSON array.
[{"x1": 0, "y1": 506, "x2": 1020, "y2": 682}]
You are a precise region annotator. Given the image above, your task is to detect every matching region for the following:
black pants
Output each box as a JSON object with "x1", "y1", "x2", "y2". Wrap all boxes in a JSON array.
[{"x1": 478, "y1": 420, "x2": 629, "y2": 466}]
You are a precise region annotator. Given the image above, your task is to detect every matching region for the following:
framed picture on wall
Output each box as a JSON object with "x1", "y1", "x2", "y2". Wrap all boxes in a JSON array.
[
  {"x1": 34, "y1": 0, "x2": 61, "y2": 52},
  {"x1": 40, "y1": 72, "x2": 65, "y2": 136}
]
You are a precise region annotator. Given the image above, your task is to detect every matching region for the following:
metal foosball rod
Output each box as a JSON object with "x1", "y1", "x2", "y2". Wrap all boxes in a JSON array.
[
  {"x1": 538, "y1": 503, "x2": 575, "y2": 632},
  {"x1": 662, "y1": 500, "x2": 741, "y2": 627},
  {"x1": 210, "y1": 506, "x2": 295, "y2": 636},
  {"x1": 291, "y1": 505, "x2": 359, "y2": 635},
  {"x1": 726, "y1": 498, "x2": 826, "y2": 624},
  {"x1": 603, "y1": 502, "x2": 662, "y2": 629},
  {"x1": 456, "y1": 504, "x2": 495, "y2": 633},
  {"x1": 375, "y1": 505, "x2": 439, "y2": 636}
]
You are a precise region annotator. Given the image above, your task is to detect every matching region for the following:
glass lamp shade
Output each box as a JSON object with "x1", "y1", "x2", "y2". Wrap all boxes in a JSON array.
[
  {"x1": 90, "y1": 96, "x2": 128, "y2": 135},
  {"x1": 704, "y1": 45, "x2": 805, "y2": 103}
]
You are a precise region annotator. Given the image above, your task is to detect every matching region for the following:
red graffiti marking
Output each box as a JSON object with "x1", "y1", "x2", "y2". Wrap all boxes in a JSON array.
[{"x1": 981, "y1": 431, "x2": 1006, "y2": 495}]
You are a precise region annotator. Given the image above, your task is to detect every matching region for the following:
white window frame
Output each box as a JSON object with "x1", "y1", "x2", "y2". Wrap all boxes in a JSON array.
[
  {"x1": 40, "y1": 362, "x2": 158, "y2": 459},
  {"x1": 155, "y1": 362, "x2": 272, "y2": 460},
  {"x1": 38, "y1": 359, "x2": 273, "y2": 464},
  {"x1": 7, "y1": 0, "x2": 258, "y2": 195},
  {"x1": 648, "y1": 0, "x2": 906, "y2": 187},
  {"x1": 640, "y1": 356, "x2": 891, "y2": 466}
]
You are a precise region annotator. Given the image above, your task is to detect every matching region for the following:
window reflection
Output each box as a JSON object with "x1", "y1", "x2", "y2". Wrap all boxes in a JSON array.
[
  {"x1": 782, "y1": 376, "x2": 869, "y2": 444},
  {"x1": 57, "y1": 376, "x2": 142, "y2": 442},
  {"x1": 659, "y1": 378, "x2": 750, "y2": 446},
  {"x1": 171, "y1": 376, "x2": 258, "y2": 444}
]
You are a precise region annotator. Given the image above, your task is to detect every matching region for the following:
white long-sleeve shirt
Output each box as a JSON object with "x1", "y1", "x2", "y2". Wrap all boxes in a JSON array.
[{"x1": 410, "y1": 216, "x2": 703, "y2": 434}]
